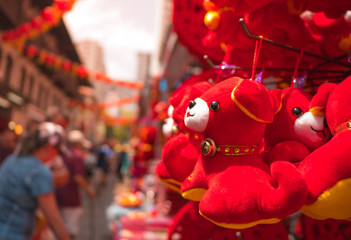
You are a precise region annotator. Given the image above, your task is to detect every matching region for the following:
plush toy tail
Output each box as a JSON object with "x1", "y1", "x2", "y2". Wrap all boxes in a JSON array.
[{"x1": 263, "y1": 161, "x2": 308, "y2": 219}]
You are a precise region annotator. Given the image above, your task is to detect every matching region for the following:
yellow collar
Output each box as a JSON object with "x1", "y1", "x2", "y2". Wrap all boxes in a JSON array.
[
  {"x1": 334, "y1": 119, "x2": 351, "y2": 135},
  {"x1": 200, "y1": 138, "x2": 258, "y2": 157}
]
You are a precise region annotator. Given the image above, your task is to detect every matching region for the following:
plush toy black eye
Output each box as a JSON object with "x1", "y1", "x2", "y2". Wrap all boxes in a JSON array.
[
  {"x1": 210, "y1": 101, "x2": 220, "y2": 112},
  {"x1": 292, "y1": 107, "x2": 303, "y2": 117}
]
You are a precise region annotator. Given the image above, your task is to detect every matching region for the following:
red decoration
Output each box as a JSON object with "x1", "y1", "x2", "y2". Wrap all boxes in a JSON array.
[
  {"x1": 45, "y1": 53, "x2": 55, "y2": 67},
  {"x1": 41, "y1": 7, "x2": 60, "y2": 26},
  {"x1": 54, "y1": 0, "x2": 74, "y2": 12},
  {"x1": 77, "y1": 65, "x2": 88, "y2": 78},
  {"x1": 30, "y1": 17, "x2": 44, "y2": 31},
  {"x1": 61, "y1": 59, "x2": 72, "y2": 72},
  {"x1": 19, "y1": 23, "x2": 31, "y2": 37},
  {"x1": 172, "y1": 0, "x2": 224, "y2": 65},
  {"x1": 24, "y1": 45, "x2": 38, "y2": 58}
]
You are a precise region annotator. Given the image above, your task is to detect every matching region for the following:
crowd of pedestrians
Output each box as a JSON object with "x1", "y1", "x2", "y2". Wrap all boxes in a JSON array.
[{"x1": 0, "y1": 111, "x2": 130, "y2": 240}]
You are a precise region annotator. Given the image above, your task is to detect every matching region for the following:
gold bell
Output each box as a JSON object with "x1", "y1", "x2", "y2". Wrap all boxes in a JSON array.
[{"x1": 200, "y1": 138, "x2": 216, "y2": 157}]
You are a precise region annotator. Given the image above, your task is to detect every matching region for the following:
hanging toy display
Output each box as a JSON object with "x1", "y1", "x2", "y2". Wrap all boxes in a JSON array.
[{"x1": 180, "y1": 77, "x2": 307, "y2": 229}]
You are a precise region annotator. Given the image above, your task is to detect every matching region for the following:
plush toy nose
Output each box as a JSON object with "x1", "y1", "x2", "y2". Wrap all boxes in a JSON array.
[{"x1": 189, "y1": 100, "x2": 196, "y2": 109}]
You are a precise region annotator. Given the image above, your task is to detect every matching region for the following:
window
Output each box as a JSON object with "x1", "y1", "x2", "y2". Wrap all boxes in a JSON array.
[
  {"x1": 37, "y1": 83, "x2": 42, "y2": 107},
  {"x1": 0, "y1": 48, "x2": 3, "y2": 68},
  {"x1": 28, "y1": 75, "x2": 34, "y2": 100},
  {"x1": 20, "y1": 67, "x2": 26, "y2": 94},
  {"x1": 42, "y1": 88, "x2": 49, "y2": 110},
  {"x1": 4, "y1": 55, "x2": 13, "y2": 84}
]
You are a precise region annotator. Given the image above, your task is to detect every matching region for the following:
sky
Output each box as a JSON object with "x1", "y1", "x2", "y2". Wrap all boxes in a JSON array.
[{"x1": 63, "y1": 0, "x2": 162, "y2": 82}]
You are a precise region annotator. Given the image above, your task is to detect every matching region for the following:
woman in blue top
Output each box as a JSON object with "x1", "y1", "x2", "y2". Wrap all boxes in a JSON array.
[{"x1": 0, "y1": 122, "x2": 71, "y2": 240}]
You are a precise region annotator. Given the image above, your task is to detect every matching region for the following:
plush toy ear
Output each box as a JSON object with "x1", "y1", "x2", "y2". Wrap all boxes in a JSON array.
[
  {"x1": 231, "y1": 78, "x2": 274, "y2": 123},
  {"x1": 309, "y1": 83, "x2": 337, "y2": 116},
  {"x1": 268, "y1": 89, "x2": 284, "y2": 115}
]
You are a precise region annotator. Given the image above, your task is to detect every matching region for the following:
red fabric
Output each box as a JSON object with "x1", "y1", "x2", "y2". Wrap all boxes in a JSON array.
[
  {"x1": 154, "y1": 160, "x2": 181, "y2": 192},
  {"x1": 298, "y1": 75, "x2": 351, "y2": 206},
  {"x1": 181, "y1": 77, "x2": 307, "y2": 227},
  {"x1": 202, "y1": 2, "x2": 319, "y2": 74},
  {"x1": 168, "y1": 201, "x2": 289, "y2": 240},
  {"x1": 162, "y1": 133, "x2": 201, "y2": 183},
  {"x1": 172, "y1": 0, "x2": 224, "y2": 65}
]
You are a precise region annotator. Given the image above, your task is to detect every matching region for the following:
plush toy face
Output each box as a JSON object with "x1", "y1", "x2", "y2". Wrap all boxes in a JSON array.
[
  {"x1": 185, "y1": 77, "x2": 273, "y2": 144},
  {"x1": 294, "y1": 111, "x2": 328, "y2": 149},
  {"x1": 169, "y1": 73, "x2": 215, "y2": 132},
  {"x1": 266, "y1": 88, "x2": 330, "y2": 151},
  {"x1": 184, "y1": 98, "x2": 210, "y2": 132}
]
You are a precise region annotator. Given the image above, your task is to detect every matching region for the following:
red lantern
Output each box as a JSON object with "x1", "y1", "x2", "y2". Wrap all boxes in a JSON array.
[
  {"x1": 54, "y1": 0, "x2": 73, "y2": 12},
  {"x1": 45, "y1": 53, "x2": 55, "y2": 66},
  {"x1": 38, "y1": 50, "x2": 47, "y2": 64},
  {"x1": 77, "y1": 66, "x2": 88, "y2": 78},
  {"x1": 203, "y1": 0, "x2": 217, "y2": 11},
  {"x1": 41, "y1": 7, "x2": 58, "y2": 26},
  {"x1": 94, "y1": 72, "x2": 104, "y2": 80},
  {"x1": 54, "y1": 57, "x2": 62, "y2": 69},
  {"x1": 19, "y1": 23, "x2": 31, "y2": 37},
  {"x1": 61, "y1": 60, "x2": 72, "y2": 72},
  {"x1": 1, "y1": 31, "x2": 12, "y2": 42},
  {"x1": 30, "y1": 16, "x2": 44, "y2": 30},
  {"x1": 25, "y1": 45, "x2": 38, "y2": 58}
]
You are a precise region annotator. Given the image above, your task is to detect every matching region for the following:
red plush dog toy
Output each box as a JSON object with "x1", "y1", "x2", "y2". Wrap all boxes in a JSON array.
[
  {"x1": 262, "y1": 87, "x2": 330, "y2": 166},
  {"x1": 155, "y1": 72, "x2": 214, "y2": 192},
  {"x1": 168, "y1": 201, "x2": 290, "y2": 240},
  {"x1": 298, "y1": 75, "x2": 351, "y2": 220},
  {"x1": 181, "y1": 77, "x2": 307, "y2": 229}
]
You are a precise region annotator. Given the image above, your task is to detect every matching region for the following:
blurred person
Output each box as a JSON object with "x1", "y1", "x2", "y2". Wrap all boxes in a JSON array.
[
  {"x1": 82, "y1": 139, "x2": 97, "y2": 183},
  {"x1": 55, "y1": 130, "x2": 95, "y2": 239},
  {"x1": 46, "y1": 111, "x2": 71, "y2": 188},
  {"x1": 47, "y1": 109, "x2": 69, "y2": 130},
  {"x1": 0, "y1": 126, "x2": 18, "y2": 165},
  {"x1": 96, "y1": 143, "x2": 112, "y2": 186},
  {"x1": 0, "y1": 122, "x2": 71, "y2": 240},
  {"x1": 115, "y1": 144, "x2": 129, "y2": 183}
]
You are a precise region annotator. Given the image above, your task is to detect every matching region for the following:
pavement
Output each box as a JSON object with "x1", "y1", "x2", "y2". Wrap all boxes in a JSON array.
[{"x1": 77, "y1": 171, "x2": 128, "y2": 240}]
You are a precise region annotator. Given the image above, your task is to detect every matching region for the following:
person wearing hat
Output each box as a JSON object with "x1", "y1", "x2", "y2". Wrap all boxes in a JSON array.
[
  {"x1": 0, "y1": 122, "x2": 71, "y2": 240},
  {"x1": 55, "y1": 129, "x2": 95, "y2": 239}
]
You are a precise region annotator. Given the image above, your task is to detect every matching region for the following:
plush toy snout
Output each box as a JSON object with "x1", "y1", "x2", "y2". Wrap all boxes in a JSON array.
[{"x1": 185, "y1": 98, "x2": 210, "y2": 132}]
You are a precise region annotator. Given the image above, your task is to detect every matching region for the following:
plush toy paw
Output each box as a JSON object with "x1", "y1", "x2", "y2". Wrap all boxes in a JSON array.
[
  {"x1": 162, "y1": 133, "x2": 200, "y2": 183},
  {"x1": 154, "y1": 161, "x2": 182, "y2": 193}
]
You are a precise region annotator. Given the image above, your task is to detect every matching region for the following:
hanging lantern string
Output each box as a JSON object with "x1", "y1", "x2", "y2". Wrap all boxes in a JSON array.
[
  {"x1": 251, "y1": 36, "x2": 263, "y2": 80},
  {"x1": 1, "y1": 0, "x2": 76, "y2": 49},
  {"x1": 290, "y1": 49, "x2": 304, "y2": 88},
  {"x1": 22, "y1": 44, "x2": 144, "y2": 90},
  {"x1": 69, "y1": 94, "x2": 140, "y2": 112}
]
